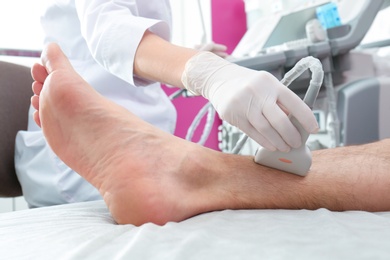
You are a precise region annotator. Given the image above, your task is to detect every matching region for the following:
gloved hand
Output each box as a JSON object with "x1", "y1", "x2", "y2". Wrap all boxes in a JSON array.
[
  {"x1": 194, "y1": 42, "x2": 229, "y2": 59},
  {"x1": 181, "y1": 52, "x2": 319, "y2": 152}
]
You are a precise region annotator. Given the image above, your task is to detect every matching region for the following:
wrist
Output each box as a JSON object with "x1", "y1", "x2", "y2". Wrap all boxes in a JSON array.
[{"x1": 181, "y1": 51, "x2": 231, "y2": 98}]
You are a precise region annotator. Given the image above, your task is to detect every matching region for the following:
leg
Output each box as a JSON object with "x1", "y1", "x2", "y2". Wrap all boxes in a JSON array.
[{"x1": 31, "y1": 43, "x2": 390, "y2": 226}]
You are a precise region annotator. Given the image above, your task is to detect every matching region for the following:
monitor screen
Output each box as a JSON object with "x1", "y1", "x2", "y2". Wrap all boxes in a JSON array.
[{"x1": 262, "y1": 2, "x2": 329, "y2": 49}]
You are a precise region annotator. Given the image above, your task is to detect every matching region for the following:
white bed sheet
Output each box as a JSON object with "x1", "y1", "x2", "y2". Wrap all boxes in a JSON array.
[{"x1": 1, "y1": 200, "x2": 390, "y2": 260}]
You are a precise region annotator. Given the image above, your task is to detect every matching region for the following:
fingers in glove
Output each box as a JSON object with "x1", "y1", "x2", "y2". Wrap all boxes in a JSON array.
[
  {"x1": 211, "y1": 43, "x2": 228, "y2": 52},
  {"x1": 244, "y1": 115, "x2": 291, "y2": 152},
  {"x1": 278, "y1": 88, "x2": 319, "y2": 134},
  {"x1": 194, "y1": 42, "x2": 228, "y2": 58},
  {"x1": 276, "y1": 101, "x2": 289, "y2": 115},
  {"x1": 213, "y1": 51, "x2": 229, "y2": 58},
  {"x1": 262, "y1": 102, "x2": 302, "y2": 148}
]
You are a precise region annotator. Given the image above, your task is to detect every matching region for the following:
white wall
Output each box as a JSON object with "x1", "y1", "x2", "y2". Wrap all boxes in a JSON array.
[
  {"x1": 0, "y1": 0, "x2": 211, "y2": 51},
  {"x1": 170, "y1": 0, "x2": 212, "y2": 47},
  {"x1": 0, "y1": 0, "x2": 47, "y2": 51}
]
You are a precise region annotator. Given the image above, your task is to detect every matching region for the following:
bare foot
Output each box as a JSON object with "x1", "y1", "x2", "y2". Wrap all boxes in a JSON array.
[{"x1": 31, "y1": 43, "x2": 244, "y2": 225}]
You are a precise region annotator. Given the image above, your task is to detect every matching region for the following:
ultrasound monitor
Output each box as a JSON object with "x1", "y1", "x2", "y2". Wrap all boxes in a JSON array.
[{"x1": 262, "y1": 2, "x2": 330, "y2": 49}]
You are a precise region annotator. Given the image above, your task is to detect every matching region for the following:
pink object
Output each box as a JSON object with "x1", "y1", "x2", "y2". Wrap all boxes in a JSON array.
[
  {"x1": 163, "y1": 0, "x2": 247, "y2": 150},
  {"x1": 211, "y1": 0, "x2": 247, "y2": 54}
]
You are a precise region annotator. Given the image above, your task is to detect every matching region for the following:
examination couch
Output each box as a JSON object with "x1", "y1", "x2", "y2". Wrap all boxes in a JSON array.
[{"x1": 0, "y1": 60, "x2": 32, "y2": 197}]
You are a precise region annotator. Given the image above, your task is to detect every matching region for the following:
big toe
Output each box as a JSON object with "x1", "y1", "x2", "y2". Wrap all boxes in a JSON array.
[
  {"x1": 31, "y1": 63, "x2": 48, "y2": 83},
  {"x1": 41, "y1": 43, "x2": 74, "y2": 74}
]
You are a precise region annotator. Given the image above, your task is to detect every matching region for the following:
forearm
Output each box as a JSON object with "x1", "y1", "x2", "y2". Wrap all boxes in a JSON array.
[{"x1": 133, "y1": 30, "x2": 198, "y2": 88}]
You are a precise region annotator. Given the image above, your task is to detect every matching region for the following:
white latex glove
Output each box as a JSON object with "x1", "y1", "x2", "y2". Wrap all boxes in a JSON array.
[
  {"x1": 181, "y1": 52, "x2": 319, "y2": 152},
  {"x1": 194, "y1": 42, "x2": 229, "y2": 59}
]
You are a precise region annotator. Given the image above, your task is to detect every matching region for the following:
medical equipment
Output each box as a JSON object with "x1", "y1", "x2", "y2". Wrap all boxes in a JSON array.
[
  {"x1": 231, "y1": 56, "x2": 323, "y2": 175},
  {"x1": 169, "y1": 87, "x2": 216, "y2": 146},
  {"x1": 316, "y1": 2, "x2": 342, "y2": 29},
  {"x1": 221, "y1": 0, "x2": 389, "y2": 155},
  {"x1": 254, "y1": 56, "x2": 323, "y2": 176},
  {"x1": 232, "y1": 1, "x2": 330, "y2": 58}
]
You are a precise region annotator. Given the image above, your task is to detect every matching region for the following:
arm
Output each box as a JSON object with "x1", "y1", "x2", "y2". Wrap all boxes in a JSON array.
[
  {"x1": 74, "y1": 0, "x2": 173, "y2": 86},
  {"x1": 134, "y1": 29, "x2": 321, "y2": 153},
  {"x1": 75, "y1": 0, "x2": 319, "y2": 153},
  {"x1": 133, "y1": 30, "x2": 197, "y2": 88},
  {"x1": 133, "y1": 32, "x2": 229, "y2": 87}
]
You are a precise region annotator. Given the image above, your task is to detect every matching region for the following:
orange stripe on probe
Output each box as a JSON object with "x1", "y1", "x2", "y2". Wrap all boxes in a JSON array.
[{"x1": 279, "y1": 158, "x2": 293, "y2": 164}]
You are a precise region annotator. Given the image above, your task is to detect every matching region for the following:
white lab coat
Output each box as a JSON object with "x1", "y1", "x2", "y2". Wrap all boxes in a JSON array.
[{"x1": 15, "y1": 0, "x2": 177, "y2": 208}]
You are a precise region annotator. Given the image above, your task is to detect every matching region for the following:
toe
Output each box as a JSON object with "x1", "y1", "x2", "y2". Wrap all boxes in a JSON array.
[
  {"x1": 32, "y1": 81, "x2": 43, "y2": 96},
  {"x1": 31, "y1": 63, "x2": 48, "y2": 83},
  {"x1": 33, "y1": 110, "x2": 41, "y2": 127},
  {"x1": 31, "y1": 95, "x2": 39, "y2": 110}
]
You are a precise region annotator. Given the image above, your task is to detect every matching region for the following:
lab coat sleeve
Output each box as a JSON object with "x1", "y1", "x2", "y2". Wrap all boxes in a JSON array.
[{"x1": 74, "y1": 0, "x2": 171, "y2": 86}]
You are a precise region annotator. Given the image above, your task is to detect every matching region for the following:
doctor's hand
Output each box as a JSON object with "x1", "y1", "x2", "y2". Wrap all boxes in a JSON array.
[
  {"x1": 181, "y1": 52, "x2": 319, "y2": 152},
  {"x1": 194, "y1": 42, "x2": 229, "y2": 59}
]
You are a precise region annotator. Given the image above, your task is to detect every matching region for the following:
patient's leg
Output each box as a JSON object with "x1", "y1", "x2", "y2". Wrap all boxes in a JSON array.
[{"x1": 31, "y1": 43, "x2": 390, "y2": 226}]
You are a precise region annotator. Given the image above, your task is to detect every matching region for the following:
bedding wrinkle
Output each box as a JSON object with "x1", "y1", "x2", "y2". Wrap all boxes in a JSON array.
[{"x1": 1, "y1": 201, "x2": 390, "y2": 259}]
